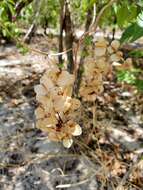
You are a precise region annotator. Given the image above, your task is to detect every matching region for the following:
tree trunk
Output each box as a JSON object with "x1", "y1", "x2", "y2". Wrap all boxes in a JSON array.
[
  {"x1": 23, "y1": 23, "x2": 37, "y2": 43},
  {"x1": 64, "y1": 0, "x2": 74, "y2": 74},
  {"x1": 58, "y1": 0, "x2": 74, "y2": 73},
  {"x1": 23, "y1": 0, "x2": 40, "y2": 43},
  {"x1": 74, "y1": 7, "x2": 93, "y2": 95},
  {"x1": 58, "y1": 0, "x2": 64, "y2": 64},
  {"x1": 15, "y1": 0, "x2": 33, "y2": 18}
]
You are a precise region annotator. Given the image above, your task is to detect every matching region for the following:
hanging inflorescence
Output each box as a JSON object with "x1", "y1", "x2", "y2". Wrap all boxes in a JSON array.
[
  {"x1": 79, "y1": 37, "x2": 123, "y2": 101},
  {"x1": 34, "y1": 64, "x2": 82, "y2": 148},
  {"x1": 34, "y1": 38, "x2": 132, "y2": 148}
]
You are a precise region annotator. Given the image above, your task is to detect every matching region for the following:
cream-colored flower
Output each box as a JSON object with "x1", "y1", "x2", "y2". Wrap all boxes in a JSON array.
[
  {"x1": 79, "y1": 37, "x2": 110, "y2": 101},
  {"x1": 35, "y1": 65, "x2": 81, "y2": 148},
  {"x1": 111, "y1": 40, "x2": 120, "y2": 50},
  {"x1": 95, "y1": 58, "x2": 109, "y2": 74},
  {"x1": 53, "y1": 95, "x2": 69, "y2": 112},
  {"x1": 95, "y1": 38, "x2": 108, "y2": 56},
  {"x1": 115, "y1": 58, "x2": 133, "y2": 71},
  {"x1": 57, "y1": 71, "x2": 75, "y2": 88},
  {"x1": 80, "y1": 86, "x2": 97, "y2": 101},
  {"x1": 34, "y1": 85, "x2": 47, "y2": 96},
  {"x1": 72, "y1": 124, "x2": 82, "y2": 136},
  {"x1": 44, "y1": 65, "x2": 60, "y2": 82},
  {"x1": 110, "y1": 51, "x2": 123, "y2": 62},
  {"x1": 84, "y1": 60, "x2": 95, "y2": 75},
  {"x1": 123, "y1": 58, "x2": 133, "y2": 70},
  {"x1": 36, "y1": 96, "x2": 53, "y2": 111},
  {"x1": 36, "y1": 119, "x2": 57, "y2": 131},
  {"x1": 70, "y1": 98, "x2": 81, "y2": 110},
  {"x1": 40, "y1": 75, "x2": 55, "y2": 91},
  {"x1": 95, "y1": 47, "x2": 106, "y2": 56},
  {"x1": 35, "y1": 107, "x2": 45, "y2": 119},
  {"x1": 107, "y1": 46, "x2": 114, "y2": 54}
]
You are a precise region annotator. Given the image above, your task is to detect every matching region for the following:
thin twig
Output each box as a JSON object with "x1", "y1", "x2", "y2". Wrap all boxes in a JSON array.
[
  {"x1": 92, "y1": 0, "x2": 116, "y2": 32},
  {"x1": 56, "y1": 153, "x2": 113, "y2": 189},
  {"x1": 56, "y1": 173, "x2": 96, "y2": 188},
  {"x1": 116, "y1": 154, "x2": 143, "y2": 190},
  {"x1": 89, "y1": 3, "x2": 96, "y2": 29},
  {"x1": 27, "y1": 46, "x2": 72, "y2": 57}
]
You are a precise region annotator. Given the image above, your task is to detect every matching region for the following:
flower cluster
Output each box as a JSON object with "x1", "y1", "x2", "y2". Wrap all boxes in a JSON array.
[
  {"x1": 34, "y1": 64, "x2": 82, "y2": 148},
  {"x1": 79, "y1": 38, "x2": 122, "y2": 101}
]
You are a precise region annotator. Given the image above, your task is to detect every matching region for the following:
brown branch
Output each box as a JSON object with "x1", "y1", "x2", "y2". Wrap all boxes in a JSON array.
[
  {"x1": 93, "y1": 0, "x2": 116, "y2": 32},
  {"x1": 89, "y1": 3, "x2": 96, "y2": 30},
  {"x1": 81, "y1": 0, "x2": 116, "y2": 42},
  {"x1": 15, "y1": 0, "x2": 33, "y2": 18},
  {"x1": 74, "y1": 5, "x2": 93, "y2": 95},
  {"x1": 23, "y1": 0, "x2": 40, "y2": 43},
  {"x1": 64, "y1": 0, "x2": 74, "y2": 73},
  {"x1": 59, "y1": 0, "x2": 65, "y2": 64}
]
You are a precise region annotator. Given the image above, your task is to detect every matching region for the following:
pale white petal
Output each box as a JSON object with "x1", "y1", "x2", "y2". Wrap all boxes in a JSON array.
[
  {"x1": 53, "y1": 95, "x2": 66, "y2": 112},
  {"x1": 72, "y1": 124, "x2": 82, "y2": 136},
  {"x1": 95, "y1": 37, "x2": 108, "y2": 45},
  {"x1": 35, "y1": 107, "x2": 45, "y2": 119},
  {"x1": 125, "y1": 58, "x2": 132, "y2": 65},
  {"x1": 112, "y1": 61, "x2": 121, "y2": 66},
  {"x1": 63, "y1": 138, "x2": 73, "y2": 148},
  {"x1": 57, "y1": 71, "x2": 74, "y2": 87},
  {"x1": 95, "y1": 47, "x2": 106, "y2": 56},
  {"x1": 64, "y1": 97, "x2": 72, "y2": 112},
  {"x1": 40, "y1": 76, "x2": 54, "y2": 91},
  {"x1": 34, "y1": 85, "x2": 47, "y2": 96},
  {"x1": 110, "y1": 53, "x2": 121, "y2": 62},
  {"x1": 111, "y1": 40, "x2": 120, "y2": 50},
  {"x1": 107, "y1": 46, "x2": 114, "y2": 54},
  {"x1": 71, "y1": 99, "x2": 80, "y2": 110}
]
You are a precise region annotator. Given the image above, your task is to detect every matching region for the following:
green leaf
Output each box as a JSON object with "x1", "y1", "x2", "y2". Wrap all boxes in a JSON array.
[
  {"x1": 135, "y1": 79, "x2": 143, "y2": 91},
  {"x1": 117, "y1": 70, "x2": 136, "y2": 85},
  {"x1": 137, "y1": 11, "x2": 143, "y2": 27},
  {"x1": 136, "y1": 0, "x2": 143, "y2": 7},
  {"x1": 129, "y1": 49, "x2": 143, "y2": 58},
  {"x1": 84, "y1": 36, "x2": 92, "y2": 46},
  {"x1": 120, "y1": 9, "x2": 143, "y2": 43},
  {"x1": 17, "y1": 44, "x2": 29, "y2": 55},
  {"x1": 128, "y1": 4, "x2": 137, "y2": 21},
  {"x1": 120, "y1": 23, "x2": 143, "y2": 43},
  {"x1": 2, "y1": 29, "x2": 7, "y2": 37},
  {"x1": 7, "y1": 3, "x2": 15, "y2": 15},
  {"x1": 116, "y1": 3, "x2": 137, "y2": 28},
  {"x1": 116, "y1": 4, "x2": 128, "y2": 27},
  {"x1": 7, "y1": 0, "x2": 15, "y2": 5},
  {"x1": 58, "y1": 62, "x2": 64, "y2": 69}
]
